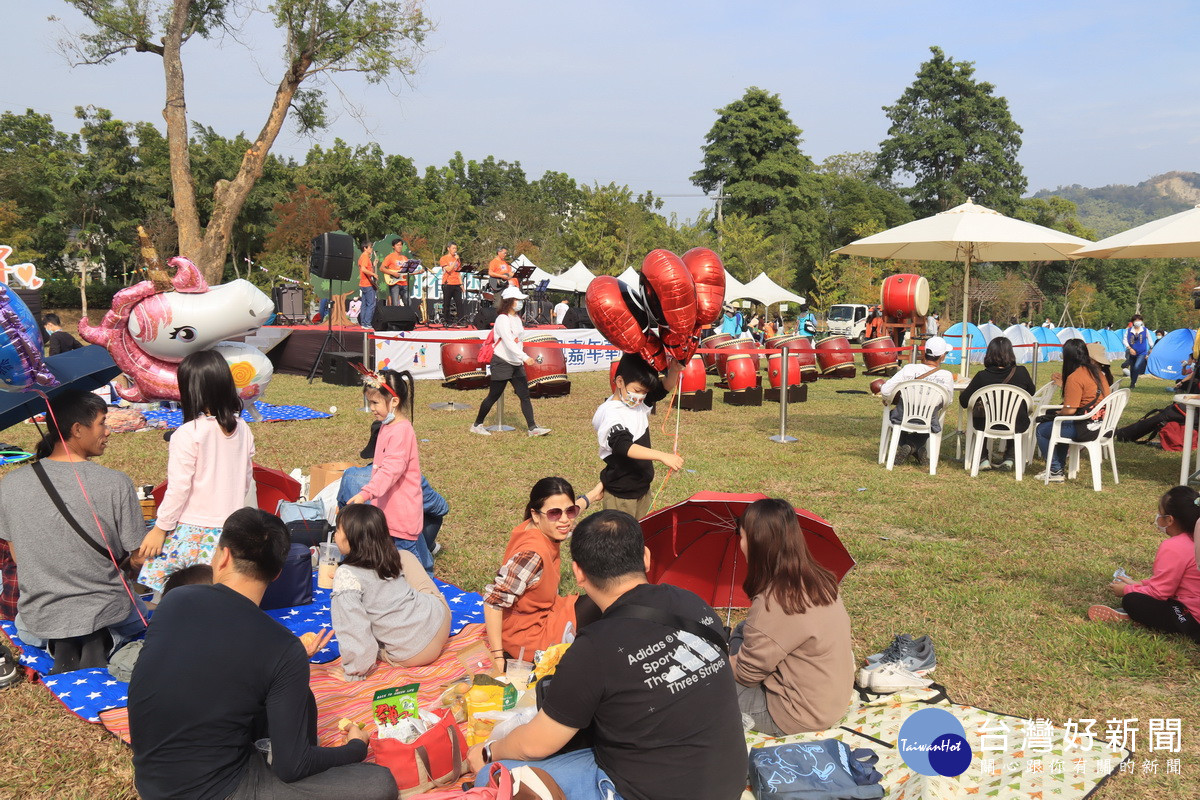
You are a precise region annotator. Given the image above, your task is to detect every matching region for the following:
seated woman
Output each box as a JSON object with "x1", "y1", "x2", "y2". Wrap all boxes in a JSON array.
[
  {"x1": 730, "y1": 498, "x2": 854, "y2": 736},
  {"x1": 1089, "y1": 485, "x2": 1200, "y2": 643},
  {"x1": 1036, "y1": 339, "x2": 1111, "y2": 482},
  {"x1": 959, "y1": 336, "x2": 1036, "y2": 470},
  {"x1": 483, "y1": 477, "x2": 598, "y2": 668},
  {"x1": 330, "y1": 504, "x2": 451, "y2": 680}
]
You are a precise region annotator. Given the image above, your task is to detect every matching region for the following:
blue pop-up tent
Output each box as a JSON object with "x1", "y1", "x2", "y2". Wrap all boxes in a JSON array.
[
  {"x1": 1147, "y1": 329, "x2": 1197, "y2": 380},
  {"x1": 943, "y1": 322, "x2": 986, "y2": 365},
  {"x1": 1033, "y1": 325, "x2": 1062, "y2": 361},
  {"x1": 1102, "y1": 329, "x2": 1125, "y2": 359}
]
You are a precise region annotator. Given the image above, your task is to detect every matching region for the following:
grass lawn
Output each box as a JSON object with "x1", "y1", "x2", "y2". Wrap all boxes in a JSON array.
[{"x1": 2, "y1": 364, "x2": 1199, "y2": 798}]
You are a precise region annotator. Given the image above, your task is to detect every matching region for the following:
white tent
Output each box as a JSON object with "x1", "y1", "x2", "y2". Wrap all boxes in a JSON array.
[
  {"x1": 618, "y1": 266, "x2": 640, "y2": 285},
  {"x1": 978, "y1": 321, "x2": 1004, "y2": 344},
  {"x1": 514, "y1": 254, "x2": 554, "y2": 287},
  {"x1": 548, "y1": 261, "x2": 596, "y2": 294},
  {"x1": 728, "y1": 272, "x2": 806, "y2": 307},
  {"x1": 1002, "y1": 323, "x2": 1038, "y2": 364},
  {"x1": 722, "y1": 271, "x2": 746, "y2": 307}
]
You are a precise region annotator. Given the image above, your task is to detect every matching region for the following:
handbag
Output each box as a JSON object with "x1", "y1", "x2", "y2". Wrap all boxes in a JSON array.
[
  {"x1": 259, "y1": 543, "x2": 314, "y2": 610},
  {"x1": 277, "y1": 498, "x2": 326, "y2": 525},
  {"x1": 748, "y1": 738, "x2": 884, "y2": 799},
  {"x1": 477, "y1": 329, "x2": 497, "y2": 365},
  {"x1": 372, "y1": 708, "x2": 470, "y2": 798}
]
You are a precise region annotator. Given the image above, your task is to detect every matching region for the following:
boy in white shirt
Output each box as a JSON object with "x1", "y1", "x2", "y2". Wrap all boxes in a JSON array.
[{"x1": 879, "y1": 336, "x2": 955, "y2": 466}]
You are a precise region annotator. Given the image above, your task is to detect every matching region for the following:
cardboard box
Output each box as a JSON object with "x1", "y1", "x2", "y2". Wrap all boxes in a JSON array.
[{"x1": 310, "y1": 462, "x2": 360, "y2": 496}]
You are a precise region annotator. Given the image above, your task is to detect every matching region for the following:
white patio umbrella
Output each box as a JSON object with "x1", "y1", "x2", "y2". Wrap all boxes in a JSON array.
[
  {"x1": 1071, "y1": 205, "x2": 1200, "y2": 259},
  {"x1": 833, "y1": 199, "x2": 1092, "y2": 376}
]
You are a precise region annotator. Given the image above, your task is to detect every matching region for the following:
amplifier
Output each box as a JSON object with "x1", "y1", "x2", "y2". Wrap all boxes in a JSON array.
[{"x1": 322, "y1": 351, "x2": 365, "y2": 386}]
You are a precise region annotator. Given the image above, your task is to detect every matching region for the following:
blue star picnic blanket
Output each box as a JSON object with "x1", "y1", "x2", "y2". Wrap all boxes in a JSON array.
[
  {"x1": 143, "y1": 401, "x2": 331, "y2": 429},
  {"x1": 0, "y1": 575, "x2": 484, "y2": 723}
]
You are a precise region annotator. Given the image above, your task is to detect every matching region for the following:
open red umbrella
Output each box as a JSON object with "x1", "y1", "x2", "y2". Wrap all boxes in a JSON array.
[{"x1": 640, "y1": 491, "x2": 854, "y2": 611}]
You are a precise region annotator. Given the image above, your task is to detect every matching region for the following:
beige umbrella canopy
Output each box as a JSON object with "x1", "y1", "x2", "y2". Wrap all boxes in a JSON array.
[
  {"x1": 833, "y1": 199, "x2": 1092, "y2": 375},
  {"x1": 1071, "y1": 205, "x2": 1200, "y2": 259}
]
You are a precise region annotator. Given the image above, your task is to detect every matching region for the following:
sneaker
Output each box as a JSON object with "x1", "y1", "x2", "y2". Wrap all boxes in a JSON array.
[
  {"x1": 431, "y1": 542, "x2": 443, "y2": 557},
  {"x1": 1088, "y1": 605, "x2": 1130, "y2": 623},
  {"x1": 469, "y1": 424, "x2": 491, "y2": 436},
  {"x1": 999, "y1": 459, "x2": 1015, "y2": 471},
  {"x1": 858, "y1": 662, "x2": 933, "y2": 693},
  {"x1": 975, "y1": 458, "x2": 992, "y2": 472},
  {"x1": 0, "y1": 642, "x2": 20, "y2": 690},
  {"x1": 866, "y1": 634, "x2": 922, "y2": 664},
  {"x1": 863, "y1": 637, "x2": 936, "y2": 675},
  {"x1": 1035, "y1": 468, "x2": 1065, "y2": 483},
  {"x1": 916, "y1": 446, "x2": 930, "y2": 467},
  {"x1": 893, "y1": 444, "x2": 914, "y2": 464},
  {"x1": 528, "y1": 427, "x2": 552, "y2": 437}
]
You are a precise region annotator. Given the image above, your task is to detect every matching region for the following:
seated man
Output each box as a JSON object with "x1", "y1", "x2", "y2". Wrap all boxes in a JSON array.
[
  {"x1": 468, "y1": 510, "x2": 746, "y2": 800},
  {"x1": 0, "y1": 390, "x2": 147, "y2": 673},
  {"x1": 43, "y1": 313, "x2": 84, "y2": 355},
  {"x1": 878, "y1": 335, "x2": 955, "y2": 466},
  {"x1": 129, "y1": 508, "x2": 396, "y2": 800}
]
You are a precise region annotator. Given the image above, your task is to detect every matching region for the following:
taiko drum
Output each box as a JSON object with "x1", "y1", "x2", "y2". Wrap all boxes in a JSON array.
[
  {"x1": 524, "y1": 333, "x2": 569, "y2": 389},
  {"x1": 862, "y1": 336, "x2": 900, "y2": 376},
  {"x1": 715, "y1": 335, "x2": 756, "y2": 375},
  {"x1": 880, "y1": 273, "x2": 930, "y2": 320},
  {"x1": 723, "y1": 353, "x2": 759, "y2": 392},
  {"x1": 680, "y1": 354, "x2": 707, "y2": 394},
  {"x1": 440, "y1": 340, "x2": 489, "y2": 390},
  {"x1": 815, "y1": 336, "x2": 857, "y2": 378},
  {"x1": 767, "y1": 353, "x2": 803, "y2": 388},
  {"x1": 700, "y1": 332, "x2": 732, "y2": 373}
]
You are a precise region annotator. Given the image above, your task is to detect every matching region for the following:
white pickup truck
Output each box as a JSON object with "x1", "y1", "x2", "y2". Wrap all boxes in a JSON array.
[{"x1": 826, "y1": 303, "x2": 870, "y2": 342}]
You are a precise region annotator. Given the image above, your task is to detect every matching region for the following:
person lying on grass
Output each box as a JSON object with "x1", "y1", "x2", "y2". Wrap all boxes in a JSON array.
[
  {"x1": 331, "y1": 503, "x2": 451, "y2": 680},
  {"x1": 1089, "y1": 485, "x2": 1200, "y2": 643}
]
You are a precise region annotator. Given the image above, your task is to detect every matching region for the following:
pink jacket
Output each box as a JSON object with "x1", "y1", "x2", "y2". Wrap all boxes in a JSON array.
[
  {"x1": 1121, "y1": 533, "x2": 1200, "y2": 620},
  {"x1": 156, "y1": 416, "x2": 255, "y2": 530},
  {"x1": 358, "y1": 417, "x2": 423, "y2": 540}
]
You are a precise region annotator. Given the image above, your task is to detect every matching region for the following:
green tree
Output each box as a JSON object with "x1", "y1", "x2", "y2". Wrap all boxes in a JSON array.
[
  {"x1": 0, "y1": 110, "x2": 81, "y2": 267},
  {"x1": 876, "y1": 46, "x2": 1027, "y2": 216},
  {"x1": 816, "y1": 151, "x2": 913, "y2": 256},
  {"x1": 59, "y1": 0, "x2": 432, "y2": 283},
  {"x1": 691, "y1": 87, "x2": 823, "y2": 271}
]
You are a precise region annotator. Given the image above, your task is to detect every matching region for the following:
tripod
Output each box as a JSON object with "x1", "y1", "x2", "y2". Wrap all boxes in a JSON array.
[{"x1": 307, "y1": 281, "x2": 345, "y2": 383}]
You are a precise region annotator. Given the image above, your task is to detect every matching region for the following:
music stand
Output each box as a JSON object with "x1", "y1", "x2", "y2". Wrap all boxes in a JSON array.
[{"x1": 454, "y1": 266, "x2": 480, "y2": 328}]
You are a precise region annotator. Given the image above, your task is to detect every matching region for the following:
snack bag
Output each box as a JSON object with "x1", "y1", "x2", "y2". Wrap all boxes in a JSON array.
[
  {"x1": 465, "y1": 676, "x2": 518, "y2": 745},
  {"x1": 436, "y1": 678, "x2": 472, "y2": 723},
  {"x1": 531, "y1": 642, "x2": 571, "y2": 685},
  {"x1": 372, "y1": 683, "x2": 420, "y2": 727}
]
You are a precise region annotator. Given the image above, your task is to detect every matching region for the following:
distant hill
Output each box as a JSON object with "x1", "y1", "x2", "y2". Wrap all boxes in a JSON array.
[{"x1": 1033, "y1": 171, "x2": 1199, "y2": 238}]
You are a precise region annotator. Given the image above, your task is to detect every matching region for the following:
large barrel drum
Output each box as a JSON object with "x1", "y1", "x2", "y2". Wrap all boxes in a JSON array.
[
  {"x1": 767, "y1": 353, "x2": 803, "y2": 388},
  {"x1": 441, "y1": 340, "x2": 489, "y2": 390},
  {"x1": 881, "y1": 273, "x2": 930, "y2": 320},
  {"x1": 680, "y1": 354, "x2": 708, "y2": 394},
  {"x1": 525, "y1": 333, "x2": 570, "y2": 394},
  {"x1": 609, "y1": 360, "x2": 620, "y2": 394},
  {"x1": 715, "y1": 335, "x2": 756, "y2": 376},
  {"x1": 815, "y1": 336, "x2": 857, "y2": 378},
  {"x1": 862, "y1": 336, "x2": 900, "y2": 376},
  {"x1": 723, "y1": 353, "x2": 759, "y2": 392},
  {"x1": 781, "y1": 337, "x2": 819, "y2": 383},
  {"x1": 700, "y1": 332, "x2": 732, "y2": 373}
]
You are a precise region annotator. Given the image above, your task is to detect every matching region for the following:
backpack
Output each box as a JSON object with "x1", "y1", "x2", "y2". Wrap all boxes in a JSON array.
[
  {"x1": 748, "y1": 739, "x2": 884, "y2": 800},
  {"x1": 1159, "y1": 420, "x2": 1199, "y2": 452},
  {"x1": 477, "y1": 329, "x2": 497, "y2": 365}
]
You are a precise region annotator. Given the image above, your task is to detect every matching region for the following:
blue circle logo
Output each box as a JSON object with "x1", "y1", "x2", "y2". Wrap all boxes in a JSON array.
[{"x1": 897, "y1": 708, "x2": 973, "y2": 777}]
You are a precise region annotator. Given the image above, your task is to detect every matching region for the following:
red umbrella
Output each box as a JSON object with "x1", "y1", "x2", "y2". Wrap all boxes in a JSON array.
[{"x1": 640, "y1": 491, "x2": 854, "y2": 611}]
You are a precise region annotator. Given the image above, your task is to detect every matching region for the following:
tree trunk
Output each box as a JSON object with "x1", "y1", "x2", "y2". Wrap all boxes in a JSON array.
[{"x1": 162, "y1": 1, "x2": 203, "y2": 269}]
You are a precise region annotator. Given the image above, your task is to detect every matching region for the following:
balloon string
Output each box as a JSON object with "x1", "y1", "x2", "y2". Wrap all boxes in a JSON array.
[
  {"x1": 37, "y1": 391, "x2": 149, "y2": 628},
  {"x1": 646, "y1": 387, "x2": 683, "y2": 516}
]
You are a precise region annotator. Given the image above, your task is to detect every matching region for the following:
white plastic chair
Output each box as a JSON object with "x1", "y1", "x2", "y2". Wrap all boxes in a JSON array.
[
  {"x1": 1043, "y1": 389, "x2": 1130, "y2": 491},
  {"x1": 881, "y1": 381, "x2": 953, "y2": 475},
  {"x1": 964, "y1": 384, "x2": 1034, "y2": 480},
  {"x1": 1024, "y1": 381, "x2": 1058, "y2": 467}
]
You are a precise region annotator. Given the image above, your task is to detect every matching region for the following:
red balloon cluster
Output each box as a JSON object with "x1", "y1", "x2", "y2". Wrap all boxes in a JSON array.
[{"x1": 586, "y1": 248, "x2": 726, "y2": 370}]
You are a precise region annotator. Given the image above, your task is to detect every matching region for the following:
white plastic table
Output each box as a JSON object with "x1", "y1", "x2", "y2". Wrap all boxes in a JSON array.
[{"x1": 1175, "y1": 394, "x2": 1200, "y2": 485}]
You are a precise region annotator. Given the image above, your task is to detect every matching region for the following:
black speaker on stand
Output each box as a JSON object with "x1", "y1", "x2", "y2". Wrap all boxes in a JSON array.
[
  {"x1": 307, "y1": 231, "x2": 356, "y2": 382},
  {"x1": 375, "y1": 306, "x2": 418, "y2": 332}
]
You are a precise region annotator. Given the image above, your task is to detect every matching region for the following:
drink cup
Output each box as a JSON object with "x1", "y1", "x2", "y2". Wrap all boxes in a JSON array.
[{"x1": 317, "y1": 543, "x2": 340, "y2": 590}]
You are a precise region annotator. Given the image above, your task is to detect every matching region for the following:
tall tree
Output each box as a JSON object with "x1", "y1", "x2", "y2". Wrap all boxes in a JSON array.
[
  {"x1": 876, "y1": 46, "x2": 1027, "y2": 216},
  {"x1": 59, "y1": 0, "x2": 432, "y2": 282},
  {"x1": 691, "y1": 87, "x2": 822, "y2": 273}
]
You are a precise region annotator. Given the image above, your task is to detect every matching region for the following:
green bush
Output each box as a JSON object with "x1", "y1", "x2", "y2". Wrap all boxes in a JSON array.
[{"x1": 39, "y1": 280, "x2": 128, "y2": 309}]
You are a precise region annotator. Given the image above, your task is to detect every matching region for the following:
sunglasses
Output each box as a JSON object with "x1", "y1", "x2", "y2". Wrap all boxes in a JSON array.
[{"x1": 537, "y1": 505, "x2": 581, "y2": 522}]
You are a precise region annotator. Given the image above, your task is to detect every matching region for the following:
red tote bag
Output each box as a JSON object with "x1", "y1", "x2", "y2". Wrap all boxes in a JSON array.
[{"x1": 371, "y1": 708, "x2": 469, "y2": 798}]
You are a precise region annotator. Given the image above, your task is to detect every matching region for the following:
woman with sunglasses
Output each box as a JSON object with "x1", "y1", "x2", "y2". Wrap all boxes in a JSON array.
[{"x1": 482, "y1": 477, "x2": 594, "y2": 668}]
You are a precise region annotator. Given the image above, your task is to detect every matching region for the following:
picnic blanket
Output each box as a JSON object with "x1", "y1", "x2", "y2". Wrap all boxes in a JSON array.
[
  {"x1": 143, "y1": 400, "x2": 330, "y2": 429},
  {"x1": 737, "y1": 685, "x2": 1130, "y2": 800},
  {"x1": 0, "y1": 575, "x2": 485, "y2": 725}
]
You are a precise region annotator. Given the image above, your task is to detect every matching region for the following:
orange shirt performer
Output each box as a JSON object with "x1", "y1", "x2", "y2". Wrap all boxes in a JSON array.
[
  {"x1": 439, "y1": 242, "x2": 463, "y2": 325},
  {"x1": 380, "y1": 240, "x2": 411, "y2": 307},
  {"x1": 357, "y1": 241, "x2": 377, "y2": 329}
]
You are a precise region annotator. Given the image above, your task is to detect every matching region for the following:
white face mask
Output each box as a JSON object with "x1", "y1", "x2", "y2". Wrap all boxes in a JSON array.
[
  {"x1": 1134, "y1": 322, "x2": 1144, "y2": 330},
  {"x1": 1153, "y1": 513, "x2": 1169, "y2": 535},
  {"x1": 620, "y1": 388, "x2": 646, "y2": 409},
  {"x1": 514, "y1": 300, "x2": 524, "y2": 312}
]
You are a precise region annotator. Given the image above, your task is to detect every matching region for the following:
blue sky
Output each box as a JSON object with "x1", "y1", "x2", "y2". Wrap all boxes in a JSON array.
[{"x1": 4, "y1": 1, "x2": 1198, "y2": 222}]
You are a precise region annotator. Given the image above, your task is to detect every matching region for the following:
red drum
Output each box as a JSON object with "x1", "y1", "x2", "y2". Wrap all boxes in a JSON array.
[
  {"x1": 680, "y1": 354, "x2": 707, "y2": 394},
  {"x1": 767, "y1": 333, "x2": 802, "y2": 350},
  {"x1": 862, "y1": 336, "x2": 900, "y2": 376},
  {"x1": 441, "y1": 340, "x2": 489, "y2": 390},
  {"x1": 880, "y1": 273, "x2": 930, "y2": 320},
  {"x1": 715, "y1": 335, "x2": 755, "y2": 375},
  {"x1": 767, "y1": 353, "x2": 803, "y2": 388},
  {"x1": 700, "y1": 332, "x2": 732, "y2": 373},
  {"x1": 609, "y1": 360, "x2": 620, "y2": 394},
  {"x1": 783, "y1": 338, "x2": 819, "y2": 383},
  {"x1": 815, "y1": 336, "x2": 857, "y2": 378},
  {"x1": 524, "y1": 333, "x2": 569, "y2": 390},
  {"x1": 723, "y1": 353, "x2": 759, "y2": 392}
]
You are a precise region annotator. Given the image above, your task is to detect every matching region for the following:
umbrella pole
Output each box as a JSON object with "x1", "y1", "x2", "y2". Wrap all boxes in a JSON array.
[{"x1": 960, "y1": 252, "x2": 972, "y2": 379}]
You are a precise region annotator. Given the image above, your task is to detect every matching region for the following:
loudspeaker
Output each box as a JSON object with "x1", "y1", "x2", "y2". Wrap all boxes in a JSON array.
[
  {"x1": 272, "y1": 285, "x2": 305, "y2": 324},
  {"x1": 310, "y1": 232, "x2": 355, "y2": 281},
  {"x1": 322, "y1": 351, "x2": 364, "y2": 386},
  {"x1": 473, "y1": 305, "x2": 498, "y2": 329},
  {"x1": 375, "y1": 305, "x2": 417, "y2": 332}
]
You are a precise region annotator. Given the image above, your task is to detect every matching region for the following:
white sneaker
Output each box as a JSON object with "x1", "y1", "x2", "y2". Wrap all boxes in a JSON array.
[
  {"x1": 528, "y1": 427, "x2": 552, "y2": 437},
  {"x1": 859, "y1": 663, "x2": 934, "y2": 693},
  {"x1": 469, "y1": 424, "x2": 491, "y2": 436}
]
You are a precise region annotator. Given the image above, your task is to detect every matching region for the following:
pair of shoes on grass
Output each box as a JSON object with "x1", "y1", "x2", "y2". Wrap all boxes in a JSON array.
[
  {"x1": 856, "y1": 662, "x2": 934, "y2": 693},
  {"x1": 863, "y1": 634, "x2": 937, "y2": 675},
  {"x1": 1088, "y1": 605, "x2": 1130, "y2": 623},
  {"x1": 1034, "y1": 467, "x2": 1065, "y2": 482},
  {"x1": 470, "y1": 424, "x2": 552, "y2": 437}
]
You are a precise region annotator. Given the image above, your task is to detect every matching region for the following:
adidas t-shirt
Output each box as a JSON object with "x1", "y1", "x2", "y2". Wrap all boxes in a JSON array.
[
  {"x1": 591, "y1": 384, "x2": 668, "y2": 499},
  {"x1": 541, "y1": 583, "x2": 746, "y2": 800}
]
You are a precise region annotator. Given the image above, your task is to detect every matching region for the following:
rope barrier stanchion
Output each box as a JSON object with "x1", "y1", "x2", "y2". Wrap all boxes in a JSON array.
[
  {"x1": 485, "y1": 391, "x2": 515, "y2": 433},
  {"x1": 1032, "y1": 342, "x2": 1039, "y2": 385},
  {"x1": 769, "y1": 345, "x2": 798, "y2": 444}
]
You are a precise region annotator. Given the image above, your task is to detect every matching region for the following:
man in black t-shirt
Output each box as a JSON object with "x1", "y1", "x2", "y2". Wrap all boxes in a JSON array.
[
  {"x1": 128, "y1": 508, "x2": 396, "y2": 800},
  {"x1": 468, "y1": 511, "x2": 746, "y2": 800},
  {"x1": 43, "y1": 313, "x2": 83, "y2": 355}
]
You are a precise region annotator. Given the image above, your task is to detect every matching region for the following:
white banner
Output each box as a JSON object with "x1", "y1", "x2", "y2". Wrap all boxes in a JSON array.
[{"x1": 372, "y1": 328, "x2": 619, "y2": 380}]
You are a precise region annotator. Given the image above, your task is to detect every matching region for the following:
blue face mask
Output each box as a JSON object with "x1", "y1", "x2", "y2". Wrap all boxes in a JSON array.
[{"x1": 383, "y1": 412, "x2": 395, "y2": 424}]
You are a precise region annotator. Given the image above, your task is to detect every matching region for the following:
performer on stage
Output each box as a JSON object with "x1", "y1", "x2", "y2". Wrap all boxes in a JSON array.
[
  {"x1": 439, "y1": 243, "x2": 463, "y2": 325},
  {"x1": 357, "y1": 241, "x2": 377, "y2": 330},
  {"x1": 488, "y1": 247, "x2": 516, "y2": 306},
  {"x1": 380, "y1": 240, "x2": 411, "y2": 307}
]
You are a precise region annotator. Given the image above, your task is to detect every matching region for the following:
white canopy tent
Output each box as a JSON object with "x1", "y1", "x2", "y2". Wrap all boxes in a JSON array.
[
  {"x1": 728, "y1": 272, "x2": 806, "y2": 307},
  {"x1": 513, "y1": 254, "x2": 555, "y2": 287},
  {"x1": 548, "y1": 261, "x2": 597, "y2": 294},
  {"x1": 618, "y1": 266, "x2": 640, "y2": 285}
]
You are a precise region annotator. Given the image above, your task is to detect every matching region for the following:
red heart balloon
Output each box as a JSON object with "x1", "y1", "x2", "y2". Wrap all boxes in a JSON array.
[
  {"x1": 640, "y1": 249, "x2": 697, "y2": 349},
  {"x1": 681, "y1": 247, "x2": 726, "y2": 330}
]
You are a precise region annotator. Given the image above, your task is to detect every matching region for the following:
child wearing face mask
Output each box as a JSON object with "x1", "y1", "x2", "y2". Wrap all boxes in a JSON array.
[
  {"x1": 1089, "y1": 485, "x2": 1200, "y2": 643},
  {"x1": 591, "y1": 353, "x2": 684, "y2": 519},
  {"x1": 1123, "y1": 314, "x2": 1150, "y2": 388},
  {"x1": 469, "y1": 286, "x2": 551, "y2": 438}
]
